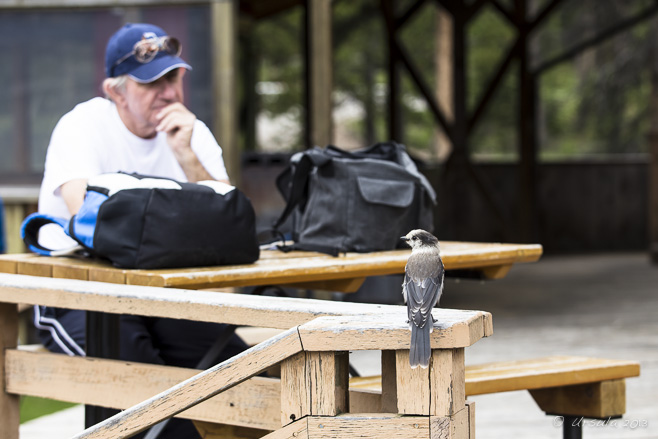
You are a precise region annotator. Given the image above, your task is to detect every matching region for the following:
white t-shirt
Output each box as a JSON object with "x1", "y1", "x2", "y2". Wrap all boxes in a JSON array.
[{"x1": 38, "y1": 97, "x2": 229, "y2": 248}]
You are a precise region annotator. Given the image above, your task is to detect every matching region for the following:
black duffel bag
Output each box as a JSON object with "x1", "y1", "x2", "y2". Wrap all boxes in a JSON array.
[
  {"x1": 272, "y1": 142, "x2": 436, "y2": 255},
  {"x1": 22, "y1": 172, "x2": 260, "y2": 269}
]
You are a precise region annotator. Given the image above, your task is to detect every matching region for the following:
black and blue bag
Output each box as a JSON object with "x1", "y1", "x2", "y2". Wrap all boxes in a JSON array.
[{"x1": 22, "y1": 173, "x2": 260, "y2": 269}]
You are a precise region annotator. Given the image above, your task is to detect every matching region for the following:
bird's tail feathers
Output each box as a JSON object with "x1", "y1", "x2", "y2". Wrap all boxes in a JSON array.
[{"x1": 409, "y1": 323, "x2": 431, "y2": 369}]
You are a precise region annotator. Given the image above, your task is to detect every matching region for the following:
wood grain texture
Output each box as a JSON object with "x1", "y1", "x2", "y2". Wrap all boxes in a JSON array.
[
  {"x1": 306, "y1": 351, "x2": 349, "y2": 416},
  {"x1": 0, "y1": 273, "x2": 403, "y2": 329},
  {"x1": 260, "y1": 418, "x2": 308, "y2": 439},
  {"x1": 0, "y1": 303, "x2": 19, "y2": 439},
  {"x1": 0, "y1": 241, "x2": 542, "y2": 290},
  {"x1": 280, "y1": 352, "x2": 309, "y2": 426},
  {"x1": 394, "y1": 350, "x2": 431, "y2": 415},
  {"x1": 71, "y1": 328, "x2": 302, "y2": 438},
  {"x1": 530, "y1": 379, "x2": 627, "y2": 418},
  {"x1": 430, "y1": 349, "x2": 465, "y2": 417},
  {"x1": 298, "y1": 311, "x2": 492, "y2": 351},
  {"x1": 464, "y1": 355, "x2": 640, "y2": 395},
  {"x1": 305, "y1": 414, "x2": 439, "y2": 439},
  {"x1": 349, "y1": 356, "x2": 641, "y2": 398},
  {"x1": 5, "y1": 350, "x2": 282, "y2": 430}
]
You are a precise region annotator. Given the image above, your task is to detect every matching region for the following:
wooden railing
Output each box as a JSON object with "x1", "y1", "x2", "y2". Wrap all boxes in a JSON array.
[{"x1": 0, "y1": 273, "x2": 490, "y2": 439}]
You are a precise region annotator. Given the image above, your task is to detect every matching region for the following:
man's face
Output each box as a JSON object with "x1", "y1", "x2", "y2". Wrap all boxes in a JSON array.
[{"x1": 120, "y1": 68, "x2": 185, "y2": 138}]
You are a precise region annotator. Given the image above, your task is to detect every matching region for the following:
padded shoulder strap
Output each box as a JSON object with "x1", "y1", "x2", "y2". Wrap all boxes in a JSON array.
[{"x1": 21, "y1": 213, "x2": 82, "y2": 256}]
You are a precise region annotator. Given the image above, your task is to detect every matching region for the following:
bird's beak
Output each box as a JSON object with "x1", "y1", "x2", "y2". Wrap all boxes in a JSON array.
[{"x1": 400, "y1": 236, "x2": 408, "y2": 242}]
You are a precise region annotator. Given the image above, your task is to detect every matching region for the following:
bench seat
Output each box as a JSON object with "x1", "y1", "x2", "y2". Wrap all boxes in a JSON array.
[
  {"x1": 350, "y1": 355, "x2": 640, "y2": 395},
  {"x1": 349, "y1": 355, "x2": 640, "y2": 421}
]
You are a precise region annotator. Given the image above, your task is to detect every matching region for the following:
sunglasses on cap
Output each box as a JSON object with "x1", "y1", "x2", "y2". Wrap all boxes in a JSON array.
[{"x1": 113, "y1": 34, "x2": 182, "y2": 67}]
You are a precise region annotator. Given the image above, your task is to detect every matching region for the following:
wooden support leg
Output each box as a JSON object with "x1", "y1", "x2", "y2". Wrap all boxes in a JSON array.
[
  {"x1": 1, "y1": 303, "x2": 19, "y2": 439},
  {"x1": 383, "y1": 348, "x2": 470, "y2": 438},
  {"x1": 280, "y1": 351, "x2": 349, "y2": 426},
  {"x1": 530, "y1": 379, "x2": 626, "y2": 418}
]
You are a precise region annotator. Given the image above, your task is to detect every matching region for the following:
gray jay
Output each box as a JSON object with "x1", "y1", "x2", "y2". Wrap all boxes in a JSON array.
[{"x1": 401, "y1": 229, "x2": 444, "y2": 368}]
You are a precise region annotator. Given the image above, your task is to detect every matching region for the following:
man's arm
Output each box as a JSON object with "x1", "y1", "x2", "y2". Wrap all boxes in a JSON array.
[
  {"x1": 156, "y1": 103, "x2": 229, "y2": 184},
  {"x1": 60, "y1": 178, "x2": 88, "y2": 216}
]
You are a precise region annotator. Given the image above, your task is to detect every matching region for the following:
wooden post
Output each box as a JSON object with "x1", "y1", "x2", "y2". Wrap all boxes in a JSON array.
[
  {"x1": 516, "y1": 0, "x2": 539, "y2": 244},
  {"x1": 211, "y1": 0, "x2": 241, "y2": 186},
  {"x1": 305, "y1": 0, "x2": 333, "y2": 148},
  {"x1": 1, "y1": 303, "x2": 20, "y2": 439},
  {"x1": 381, "y1": 0, "x2": 402, "y2": 142},
  {"x1": 385, "y1": 348, "x2": 470, "y2": 438},
  {"x1": 435, "y1": 5, "x2": 454, "y2": 161},
  {"x1": 280, "y1": 351, "x2": 349, "y2": 426},
  {"x1": 650, "y1": 17, "x2": 658, "y2": 263}
]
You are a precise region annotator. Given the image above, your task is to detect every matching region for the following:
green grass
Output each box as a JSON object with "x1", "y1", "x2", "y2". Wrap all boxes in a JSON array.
[{"x1": 20, "y1": 396, "x2": 78, "y2": 424}]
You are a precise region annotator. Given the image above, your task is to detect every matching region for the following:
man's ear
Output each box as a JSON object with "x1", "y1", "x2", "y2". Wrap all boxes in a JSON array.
[{"x1": 102, "y1": 79, "x2": 125, "y2": 106}]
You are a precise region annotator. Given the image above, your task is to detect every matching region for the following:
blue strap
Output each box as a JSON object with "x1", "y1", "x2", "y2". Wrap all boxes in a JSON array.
[{"x1": 21, "y1": 213, "x2": 72, "y2": 256}]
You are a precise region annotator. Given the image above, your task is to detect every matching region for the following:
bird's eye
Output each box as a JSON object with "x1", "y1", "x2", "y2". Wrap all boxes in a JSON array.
[{"x1": 412, "y1": 236, "x2": 417, "y2": 240}]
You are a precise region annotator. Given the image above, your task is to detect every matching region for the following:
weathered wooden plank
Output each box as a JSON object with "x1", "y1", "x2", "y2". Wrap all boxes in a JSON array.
[
  {"x1": 349, "y1": 356, "x2": 641, "y2": 397},
  {"x1": 430, "y1": 349, "x2": 465, "y2": 417},
  {"x1": 72, "y1": 328, "x2": 302, "y2": 439},
  {"x1": 464, "y1": 356, "x2": 640, "y2": 395},
  {"x1": 395, "y1": 350, "x2": 431, "y2": 415},
  {"x1": 0, "y1": 273, "x2": 406, "y2": 329},
  {"x1": 298, "y1": 311, "x2": 492, "y2": 351},
  {"x1": 0, "y1": 304, "x2": 20, "y2": 439},
  {"x1": 530, "y1": 379, "x2": 627, "y2": 418},
  {"x1": 260, "y1": 419, "x2": 308, "y2": 439},
  {"x1": 305, "y1": 414, "x2": 439, "y2": 439},
  {"x1": 5, "y1": 350, "x2": 281, "y2": 430},
  {"x1": 280, "y1": 352, "x2": 309, "y2": 426},
  {"x1": 120, "y1": 242, "x2": 542, "y2": 289},
  {"x1": 307, "y1": 351, "x2": 349, "y2": 416},
  {"x1": 0, "y1": 242, "x2": 542, "y2": 289}
]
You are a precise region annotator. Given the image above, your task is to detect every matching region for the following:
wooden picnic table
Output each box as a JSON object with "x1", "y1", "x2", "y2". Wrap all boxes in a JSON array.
[{"x1": 0, "y1": 241, "x2": 542, "y2": 292}]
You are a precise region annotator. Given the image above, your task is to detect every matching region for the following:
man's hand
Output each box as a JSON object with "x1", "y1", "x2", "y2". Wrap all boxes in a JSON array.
[
  {"x1": 156, "y1": 102, "x2": 196, "y2": 157},
  {"x1": 155, "y1": 103, "x2": 216, "y2": 182}
]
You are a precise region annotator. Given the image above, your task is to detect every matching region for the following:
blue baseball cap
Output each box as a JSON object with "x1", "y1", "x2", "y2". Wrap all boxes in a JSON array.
[{"x1": 105, "y1": 23, "x2": 191, "y2": 83}]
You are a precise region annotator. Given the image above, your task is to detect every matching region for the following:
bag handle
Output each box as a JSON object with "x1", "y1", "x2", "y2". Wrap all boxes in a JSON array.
[
  {"x1": 21, "y1": 213, "x2": 83, "y2": 256},
  {"x1": 272, "y1": 149, "x2": 331, "y2": 230}
]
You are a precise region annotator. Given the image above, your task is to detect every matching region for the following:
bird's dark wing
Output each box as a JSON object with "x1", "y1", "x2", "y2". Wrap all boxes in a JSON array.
[{"x1": 403, "y1": 269, "x2": 444, "y2": 330}]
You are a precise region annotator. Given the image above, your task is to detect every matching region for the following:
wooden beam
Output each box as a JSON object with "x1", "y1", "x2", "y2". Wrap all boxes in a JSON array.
[
  {"x1": 467, "y1": 39, "x2": 520, "y2": 133},
  {"x1": 0, "y1": 273, "x2": 409, "y2": 329},
  {"x1": 0, "y1": 304, "x2": 19, "y2": 439},
  {"x1": 297, "y1": 312, "x2": 492, "y2": 351},
  {"x1": 212, "y1": 0, "x2": 241, "y2": 186},
  {"x1": 305, "y1": 0, "x2": 333, "y2": 147},
  {"x1": 306, "y1": 414, "x2": 442, "y2": 439},
  {"x1": 533, "y1": 2, "x2": 658, "y2": 75},
  {"x1": 349, "y1": 356, "x2": 640, "y2": 397},
  {"x1": 464, "y1": 356, "x2": 640, "y2": 396},
  {"x1": 72, "y1": 328, "x2": 302, "y2": 438},
  {"x1": 381, "y1": 0, "x2": 402, "y2": 142},
  {"x1": 5, "y1": 350, "x2": 282, "y2": 430},
  {"x1": 530, "y1": 379, "x2": 627, "y2": 419},
  {"x1": 435, "y1": 4, "x2": 454, "y2": 160}
]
